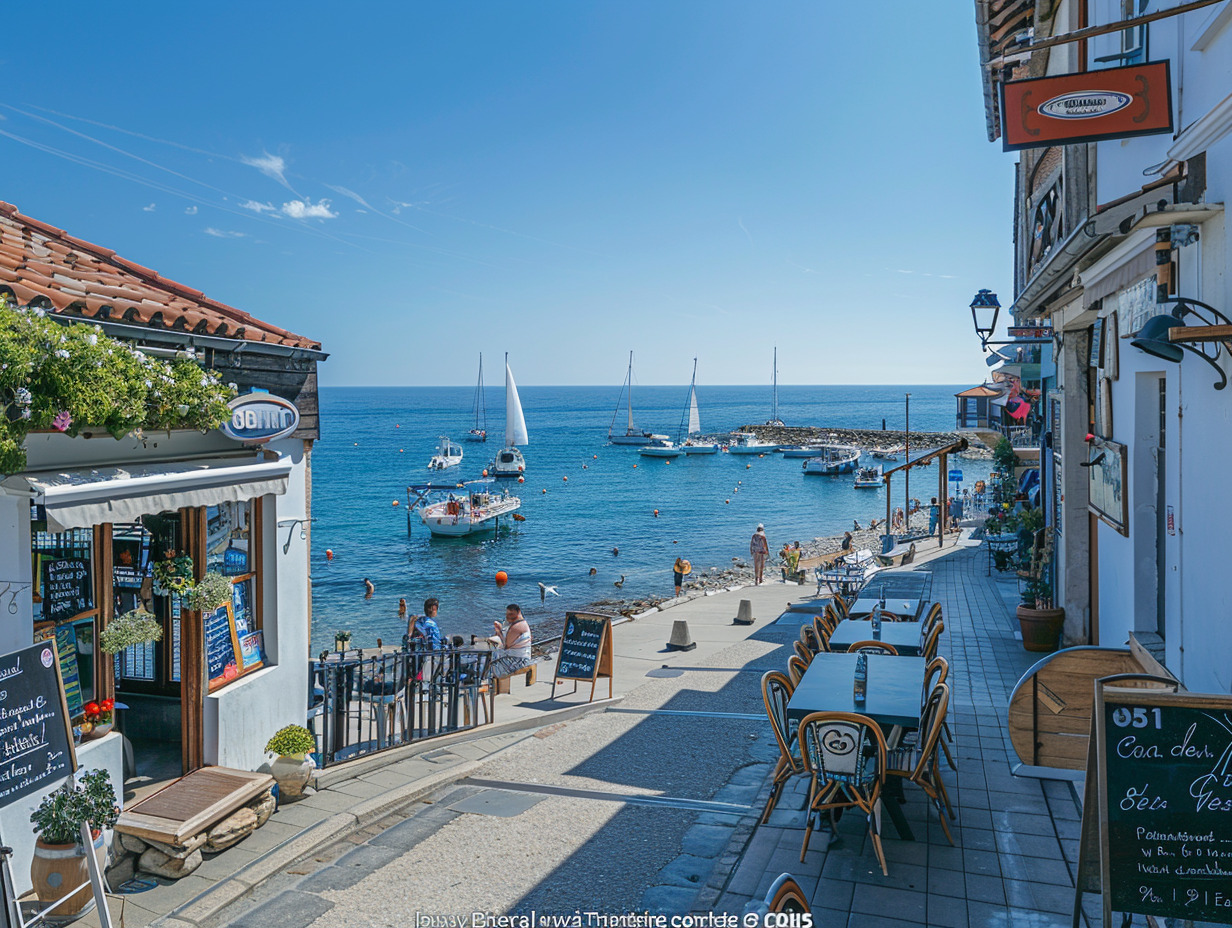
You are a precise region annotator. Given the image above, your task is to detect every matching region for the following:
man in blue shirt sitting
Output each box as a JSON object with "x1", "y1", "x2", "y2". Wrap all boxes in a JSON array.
[{"x1": 407, "y1": 597, "x2": 443, "y2": 650}]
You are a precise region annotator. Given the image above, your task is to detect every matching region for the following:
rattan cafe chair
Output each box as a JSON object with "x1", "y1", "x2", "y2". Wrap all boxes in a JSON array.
[
  {"x1": 797, "y1": 711, "x2": 889, "y2": 874},
  {"x1": 812, "y1": 616, "x2": 833, "y2": 653},
  {"x1": 921, "y1": 620, "x2": 945, "y2": 662},
  {"x1": 847, "y1": 640, "x2": 899, "y2": 656},
  {"x1": 887, "y1": 682, "x2": 956, "y2": 843},
  {"x1": 923, "y1": 656, "x2": 957, "y2": 769},
  {"x1": 800, "y1": 625, "x2": 823, "y2": 656},
  {"x1": 792, "y1": 640, "x2": 813, "y2": 666},
  {"x1": 760, "y1": 670, "x2": 805, "y2": 824},
  {"x1": 787, "y1": 654, "x2": 809, "y2": 688}
]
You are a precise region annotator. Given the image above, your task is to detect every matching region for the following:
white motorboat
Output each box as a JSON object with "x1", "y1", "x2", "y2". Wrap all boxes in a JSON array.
[
  {"x1": 491, "y1": 354, "x2": 529, "y2": 477},
  {"x1": 412, "y1": 481, "x2": 521, "y2": 536},
  {"x1": 727, "y1": 431, "x2": 776, "y2": 455},
  {"x1": 608, "y1": 351, "x2": 667, "y2": 445},
  {"x1": 640, "y1": 437, "x2": 683, "y2": 458},
  {"x1": 854, "y1": 465, "x2": 884, "y2": 488},
  {"x1": 466, "y1": 354, "x2": 487, "y2": 442},
  {"x1": 679, "y1": 359, "x2": 720, "y2": 454},
  {"x1": 779, "y1": 445, "x2": 825, "y2": 458},
  {"x1": 428, "y1": 437, "x2": 463, "y2": 470},
  {"x1": 802, "y1": 445, "x2": 861, "y2": 475},
  {"x1": 870, "y1": 446, "x2": 903, "y2": 461}
]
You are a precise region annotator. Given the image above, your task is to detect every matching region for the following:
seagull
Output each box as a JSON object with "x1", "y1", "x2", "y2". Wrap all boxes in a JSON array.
[
  {"x1": 538, "y1": 582, "x2": 559, "y2": 601},
  {"x1": 614, "y1": 575, "x2": 626, "y2": 589}
]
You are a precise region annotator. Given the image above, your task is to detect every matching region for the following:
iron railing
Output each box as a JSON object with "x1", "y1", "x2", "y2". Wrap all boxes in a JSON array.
[{"x1": 307, "y1": 644, "x2": 493, "y2": 768}]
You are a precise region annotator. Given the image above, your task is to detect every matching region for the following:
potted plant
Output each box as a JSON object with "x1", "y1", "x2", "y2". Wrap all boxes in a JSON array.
[
  {"x1": 99, "y1": 610, "x2": 164, "y2": 654},
  {"x1": 334, "y1": 630, "x2": 351, "y2": 652},
  {"x1": 183, "y1": 571, "x2": 233, "y2": 612},
  {"x1": 152, "y1": 551, "x2": 195, "y2": 597},
  {"x1": 29, "y1": 770, "x2": 118, "y2": 917},
  {"x1": 1017, "y1": 562, "x2": 1065, "y2": 652},
  {"x1": 81, "y1": 699, "x2": 117, "y2": 739},
  {"x1": 265, "y1": 725, "x2": 317, "y2": 799}
]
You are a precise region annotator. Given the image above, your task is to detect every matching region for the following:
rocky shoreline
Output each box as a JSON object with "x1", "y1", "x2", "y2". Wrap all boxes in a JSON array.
[{"x1": 735, "y1": 424, "x2": 992, "y2": 459}]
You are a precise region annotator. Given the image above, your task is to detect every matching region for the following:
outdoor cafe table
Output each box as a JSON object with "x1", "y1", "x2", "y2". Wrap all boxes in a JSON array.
[
  {"x1": 786, "y1": 653, "x2": 926, "y2": 840},
  {"x1": 861, "y1": 569, "x2": 933, "y2": 602},
  {"x1": 847, "y1": 597, "x2": 924, "y2": 620},
  {"x1": 828, "y1": 618, "x2": 925, "y2": 656}
]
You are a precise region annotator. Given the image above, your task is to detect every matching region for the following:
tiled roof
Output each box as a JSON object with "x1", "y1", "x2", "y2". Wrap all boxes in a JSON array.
[
  {"x1": 954, "y1": 385, "x2": 1002, "y2": 398},
  {"x1": 0, "y1": 202, "x2": 319, "y2": 350}
]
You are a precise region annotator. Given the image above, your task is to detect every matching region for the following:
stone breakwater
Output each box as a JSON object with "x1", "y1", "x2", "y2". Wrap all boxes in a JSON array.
[{"x1": 735, "y1": 424, "x2": 991, "y2": 457}]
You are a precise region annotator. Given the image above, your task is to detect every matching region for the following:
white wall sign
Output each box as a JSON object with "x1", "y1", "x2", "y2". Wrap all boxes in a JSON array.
[{"x1": 221, "y1": 393, "x2": 300, "y2": 443}]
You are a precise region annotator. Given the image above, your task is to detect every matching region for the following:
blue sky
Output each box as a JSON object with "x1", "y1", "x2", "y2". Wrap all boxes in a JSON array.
[{"x1": 1, "y1": 3, "x2": 1015, "y2": 388}]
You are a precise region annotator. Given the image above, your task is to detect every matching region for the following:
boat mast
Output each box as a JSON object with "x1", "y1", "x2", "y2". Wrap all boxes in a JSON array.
[
  {"x1": 627, "y1": 350, "x2": 634, "y2": 434},
  {"x1": 474, "y1": 353, "x2": 486, "y2": 433},
  {"x1": 772, "y1": 347, "x2": 778, "y2": 423}
]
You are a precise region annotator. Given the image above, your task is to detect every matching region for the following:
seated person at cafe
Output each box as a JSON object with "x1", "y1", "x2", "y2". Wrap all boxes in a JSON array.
[
  {"x1": 407, "y1": 597, "x2": 443, "y2": 650},
  {"x1": 489, "y1": 603, "x2": 533, "y2": 676}
]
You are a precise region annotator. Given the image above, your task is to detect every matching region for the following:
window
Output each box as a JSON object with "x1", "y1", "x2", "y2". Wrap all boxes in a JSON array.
[
  {"x1": 1095, "y1": 0, "x2": 1148, "y2": 66},
  {"x1": 30, "y1": 522, "x2": 97, "y2": 712}
]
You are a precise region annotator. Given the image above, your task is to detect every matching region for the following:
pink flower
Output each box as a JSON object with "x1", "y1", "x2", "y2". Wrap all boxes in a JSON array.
[{"x1": 52, "y1": 410, "x2": 72, "y2": 432}]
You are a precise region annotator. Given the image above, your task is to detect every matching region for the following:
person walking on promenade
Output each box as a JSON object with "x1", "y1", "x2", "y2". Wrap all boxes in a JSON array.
[
  {"x1": 948, "y1": 494, "x2": 963, "y2": 532},
  {"x1": 892, "y1": 508, "x2": 905, "y2": 533},
  {"x1": 490, "y1": 604, "x2": 533, "y2": 676},
  {"x1": 928, "y1": 497, "x2": 941, "y2": 535},
  {"x1": 673, "y1": 557, "x2": 691, "y2": 597},
  {"x1": 750, "y1": 524, "x2": 770, "y2": 585}
]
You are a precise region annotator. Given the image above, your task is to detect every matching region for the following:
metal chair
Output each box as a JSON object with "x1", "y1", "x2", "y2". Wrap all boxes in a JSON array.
[
  {"x1": 764, "y1": 873, "x2": 812, "y2": 914},
  {"x1": 887, "y1": 682, "x2": 956, "y2": 843},
  {"x1": 847, "y1": 641, "x2": 899, "y2": 656},
  {"x1": 760, "y1": 671, "x2": 804, "y2": 824},
  {"x1": 923, "y1": 657, "x2": 957, "y2": 769},
  {"x1": 793, "y1": 640, "x2": 813, "y2": 665},
  {"x1": 787, "y1": 655, "x2": 809, "y2": 687},
  {"x1": 921, "y1": 620, "x2": 944, "y2": 661},
  {"x1": 797, "y1": 711, "x2": 889, "y2": 873},
  {"x1": 812, "y1": 616, "x2": 832, "y2": 653}
]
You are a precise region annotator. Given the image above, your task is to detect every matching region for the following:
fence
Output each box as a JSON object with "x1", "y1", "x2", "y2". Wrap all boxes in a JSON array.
[{"x1": 307, "y1": 645, "x2": 493, "y2": 768}]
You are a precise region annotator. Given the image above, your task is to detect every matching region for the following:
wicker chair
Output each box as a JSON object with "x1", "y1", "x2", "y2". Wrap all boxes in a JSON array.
[
  {"x1": 787, "y1": 654, "x2": 809, "y2": 687},
  {"x1": 847, "y1": 641, "x2": 899, "y2": 656},
  {"x1": 812, "y1": 616, "x2": 832, "y2": 653},
  {"x1": 887, "y1": 682, "x2": 956, "y2": 843},
  {"x1": 921, "y1": 620, "x2": 945, "y2": 661},
  {"x1": 760, "y1": 671, "x2": 804, "y2": 824}
]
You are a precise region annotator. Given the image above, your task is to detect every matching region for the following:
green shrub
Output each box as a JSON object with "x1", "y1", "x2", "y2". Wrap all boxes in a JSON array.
[
  {"x1": 183, "y1": 572, "x2": 233, "y2": 612},
  {"x1": 266, "y1": 725, "x2": 316, "y2": 756},
  {"x1": 99, "y1": 611, "x2": 164, "y2": 654},
  {"x1": 30, "y1": 770, "x2": 119, "y2": 845}
]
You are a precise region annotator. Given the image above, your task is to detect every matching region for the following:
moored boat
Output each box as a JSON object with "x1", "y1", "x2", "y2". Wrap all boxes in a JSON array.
[
  {"x1": 854, "y1": 465, "x2": 883, "y2": 488},
  {"x1": 779, "y1": 445, "x2": 825, "y2": 458},
  {"x1": 427, "y1": 437, "x2": 463, "y2": 470},
  {"x1": 608, "y1": 351, "x2": 666, "y2": 445},
  {"x1": 466, "y1": 354, "x2": 487, "y2": 442},
  {"x1": 639, "y1": 437, "x2": 683, "y2": 458},
  {"x1": 802, "y1": 444, "x2": 861, "y2": 475},
  {"x1": 727, "y1": 431, "x2": 776, "y2": 454},
  {"x1": 679, "y1": 359, "x2": 720, "y2": 454},
  {"x1": 491, "y1": 354, "x2": 528, "y2": 477},
  {"x1": 412, "y1": 481, "x2": 521, "y2": 536}
]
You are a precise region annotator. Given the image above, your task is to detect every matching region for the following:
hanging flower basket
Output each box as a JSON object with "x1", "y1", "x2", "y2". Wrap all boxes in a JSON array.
[
  {"x1": 99, "y1": 610, "x2": 164, "y2": 654},
  {"x1": 152, "y1": 554, "x2": 195, "y2": 597},
  {"x1": 182, "y1": 572, "x2": 233, "y2": 612}
]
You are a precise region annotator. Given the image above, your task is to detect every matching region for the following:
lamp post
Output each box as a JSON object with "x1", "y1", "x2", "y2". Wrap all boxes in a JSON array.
[{"x1": 970, "y1": 290, "x2": 1001, "y2": 349}]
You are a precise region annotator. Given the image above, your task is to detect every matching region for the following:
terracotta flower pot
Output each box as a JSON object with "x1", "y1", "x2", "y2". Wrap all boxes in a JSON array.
[
  {"x1": 30, "y1": 830, "x2": 105, "y2": 918},
  {"x1": 1017, "y1": 605, "x2": 1065, "y2": 652}
]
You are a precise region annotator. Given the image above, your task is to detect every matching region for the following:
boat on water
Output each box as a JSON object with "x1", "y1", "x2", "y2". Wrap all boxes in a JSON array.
[
  {"x1": 428, "y1": 437, "x2": 463, "y2": 470},
  {"x1": 854, "y1": 465, "x2": 884, "y2": 488},
  {"x1": 779, "y1": 445, "x2": 825, "y2": 458},
  {"x1": 639, "y1": 437, "x2": 683, "y2": 458},
  {"x1": 491, "y1": 354, "x2": 528, "y2": 477},
  {"x1": 870, "y1": 446, "x2": 904, "y2": 461},
  {"x1": 802, "y1": 445, "x2": 861, "y2": 475},
  {"x1": 680, "y1": 359, "x2": 720, "y2": 454},
  {"x1": 608, "y1": 351, "x2": 668, "y2": 445},
  {"x1": 466, "y1": 354, "x2": 487, "y2": 442},
  {"x1": 727, "y1": 431, "x2": 776, "y2": 455},
  {"x1": 412, "y1": 480, "x2": 520, "y2": 536},
  {"x1": 765, "y1": 346, "x2": 784, "y2": 426}
]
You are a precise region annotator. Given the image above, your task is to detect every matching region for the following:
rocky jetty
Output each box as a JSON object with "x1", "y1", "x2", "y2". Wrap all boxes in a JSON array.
[{"x1": 735, "y1": 423, "x2": 983, "y2": 452}]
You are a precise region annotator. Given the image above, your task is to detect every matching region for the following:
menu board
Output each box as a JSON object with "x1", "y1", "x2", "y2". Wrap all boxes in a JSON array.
[
  {"x1": 0, "y1": 642, "x2": 77, "y2": 808},
  {"x1": 1097, "y1": 688, "x2": 1232, "y2": 924},
  {"x1": 552, "y1": 613, "x2": 613, "y2": 702},
  {"x1": 40, "y1": 557, "x2": 92, "y2": 623},
  {"x1": 205, "y1": 603, "x2": 240, "y2": 690}
]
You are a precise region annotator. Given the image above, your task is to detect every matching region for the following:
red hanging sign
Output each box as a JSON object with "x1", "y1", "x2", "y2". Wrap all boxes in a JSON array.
[{"x1": 1000, "y1": 61, "x2": 1173, "y2": 152}]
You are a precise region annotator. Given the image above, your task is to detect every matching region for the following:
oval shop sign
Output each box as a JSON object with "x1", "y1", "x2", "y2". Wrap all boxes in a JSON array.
[
  {"x1": 222, "y1": 393, "x2": 300, "y2": 443},
  {"x1": 1038, "y1": 90, "x2": 1132, "y2": 120}
]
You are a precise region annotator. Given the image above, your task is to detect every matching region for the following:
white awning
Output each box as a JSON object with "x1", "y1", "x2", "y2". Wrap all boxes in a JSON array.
[{"x1": 23, "y1": 455, "x2": 292, "y2": 532}]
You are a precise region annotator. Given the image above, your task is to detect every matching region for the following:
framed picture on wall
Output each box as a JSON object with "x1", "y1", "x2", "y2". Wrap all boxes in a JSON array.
[
  {"x1": 1089, "y1": 317, "x2": 1105, "y2": 368},
  {"x1": 1088, "y1": 437, "x2": 1129, "y2": 536},
  {"x1": 1104, "y1": 311, "x2": 1119, "y2": 380},
  {"x1": 1092, "y1": 374, "x2": 1114, "y2": 439}
]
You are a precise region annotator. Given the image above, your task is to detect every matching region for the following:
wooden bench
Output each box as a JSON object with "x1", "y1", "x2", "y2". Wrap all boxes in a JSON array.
[{"x1": 493, "y1": 661, "x2": 537, "y2": 694}]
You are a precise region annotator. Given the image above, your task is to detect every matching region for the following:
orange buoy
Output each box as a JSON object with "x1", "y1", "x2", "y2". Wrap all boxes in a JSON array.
[
  {"x1": 512, "y1": 513, "x2": 526, "y2": 522},
  {"x1": 325, "y1": 549, "x2": 334, "y2": 560},
  {"x1": 395, "y1": 424, "x2": 401, "y2": 428},
  {"x1": 593, "y1": 454, "x2": 598, "y2": 459},
  {"x1": 399, "y1": 449, "x2": 404, "y2": 453},
  {"x1": 746, "y1": 464, "x2": 751, "y2": 469},
  {"x1": 542, "y1": 488, "x2": 547, "y2": 494},
  {"x1": 495, "y1": 571, "x2": 509, "y2": 586},
  {"x1": 653, "y1": 509, "x2": 659, "y2": 517},
  {"x1": 758, "y1": 453, "x2": 764, "y2": 458},
  {"x1": 517, "y1": 476, "x2": 525, "y2": 483},
  {"x1": 562, "y1": 476, "x2": 568, "y2": 482},
  {"x1": 633, "y1": 464, "x2": 638, "y2": 469},
  {"x1": 482, "y1": 469, "x2": 489, "y2": 477}
]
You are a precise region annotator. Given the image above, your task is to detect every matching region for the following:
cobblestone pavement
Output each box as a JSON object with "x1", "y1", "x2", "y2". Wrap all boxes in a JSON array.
[{"x1": 211, "y1": 546, "x2": 1093, "y2": 928}]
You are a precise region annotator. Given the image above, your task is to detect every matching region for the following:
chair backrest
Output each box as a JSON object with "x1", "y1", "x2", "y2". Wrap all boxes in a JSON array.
[
  {"x1": 793, "y1": 640, "x2": 813, "y2": 665},
  {"x1": 847, "y1": 640, "x2": 899, "y2": 656},
  {"x1": 822, "y1": 604, "x2": 841, "y2": 631},
  {"x1": 906, "y1": 682, "x2": 950, "y2": 778},
  {"x1": 800, "y1": 625, "x2": 822, "y2": 655},
  {"x1": 798, "y1": 711, "x2": 886, "y2": 788},
  {"x1": 787, "y1": 655, "x2": 809, "y2": 687},
  {"x1": 922, "y1": 656, "x2": 948, "y2": 708},
  {"x1": 879, "y1": 611, "x2": 906, "y2": 623},
  {"x1": 812, "y1": 616, "x2": 832, "y2": 653},
  {"x1": 923, "y1": 602, "x2": 943, "y2": 633},
  {"x1": 761, "y1": 670, "x2": 798, "y2": 760},
  {"x1": 922, "y1": 620, "x2": 944, "y2": 660},
  {"x1": 764, "y1": 873, "x2": 812, "y2": 915},
  {"x1": 833, "y1": 596, "x2": 850, "y2": 619}
]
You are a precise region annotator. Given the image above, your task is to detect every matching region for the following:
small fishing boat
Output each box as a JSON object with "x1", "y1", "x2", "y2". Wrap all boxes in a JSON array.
[
  {"x1": 412, "y1": 481, "x2": 521, "y2": 536},
  {"x1": 639, "y1": 437, "x2": 683, "y2": 458},
  {"x1": 854, "y1": 465, "x2": 883, "y2": 488},
  {"x1": 491, "y1": 354, "x2": 528, "y2": 477},
  {"x1": 679, "y1": 359, "x2": 720, "y2": 454},
  {"x1": 466, "y1": 354, "x2": 487, "y2": 442},
  {"x1": 802, "y1": 445, "x2": 861, "y2": 475},
  {"x1": 779, "y1": 445, "x2": 825, "y2": 458},
  {"x1": 428, "y1": 437, "x2": 463, "y2": 471},
  {"x1": 727, "y1": 432, "x2": 776, "y2": 455},
  {"x1": 870, "y1": 446, "x2": 904, "y2": 461},
  {"x1": 608, "y1": 351, "x2": 667, "y2": 445}
]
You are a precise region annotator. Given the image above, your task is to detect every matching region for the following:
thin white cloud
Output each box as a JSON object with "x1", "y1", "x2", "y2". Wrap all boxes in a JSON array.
[
  {"x1": 241, "y1": 200, "x2": 278, "y2": 214},
  {"x1": 241, "y1": 152, "x2": 291, "y2": 188},
  {"x1": 326, "y1": 184, "x2": 373, "y2": 210},
  {"x1": 738, "y1": 218, "x2": 754, "y2": 246},
  {"x1": 204, "y1": 227, "x2": 246, "y2": 238},
  {"x1": 142, "y1": 203, "x2": 156, "y2": 212},
  {"x1": 184, "y1": 205, "x2": 198, "y2": 215},
  {"x1": 281, "y1": 198, "x2": 337, "y2": 220}
]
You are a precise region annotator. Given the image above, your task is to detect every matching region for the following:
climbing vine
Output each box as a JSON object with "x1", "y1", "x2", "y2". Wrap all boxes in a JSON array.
[{"x1": 0, "y1": 296, "x2": 235, "y2": 474}]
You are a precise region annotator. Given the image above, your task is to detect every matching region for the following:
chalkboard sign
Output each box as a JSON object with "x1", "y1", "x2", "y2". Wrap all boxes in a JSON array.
[
  {"x1": 40, "y1": 557, "x2": 92, "y2": 623},
  {"x1": 1086, "y1": 686, "x2": 1232, "y2": 926},
  {"x1": 552, "y1": 612, "x2": 614, "y2": 702},
  {"x1": 205, "y1": 603, "x2": 241, "y2": 691},
  {"x1": 0, "y1": 642, "x2": 78, "y2": 808}
]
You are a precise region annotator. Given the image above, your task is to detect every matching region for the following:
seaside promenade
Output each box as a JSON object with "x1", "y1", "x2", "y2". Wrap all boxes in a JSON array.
[{"x1": 84, "y1": 533, "x2": 1089, "y2": 928}]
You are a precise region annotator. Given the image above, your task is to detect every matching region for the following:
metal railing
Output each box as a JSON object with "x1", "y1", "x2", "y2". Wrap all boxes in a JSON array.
[{"x1": 307, "y1": 644, "x2": 493, "y2": 768}]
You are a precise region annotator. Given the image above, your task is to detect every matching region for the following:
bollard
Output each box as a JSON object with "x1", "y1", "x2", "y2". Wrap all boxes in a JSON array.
[
  {"x1": 734, "y1": 599, "x2": 755, "y2": 625},
  {"x1": 667, "y1": 620, "x2": 696, "y2": 651}
]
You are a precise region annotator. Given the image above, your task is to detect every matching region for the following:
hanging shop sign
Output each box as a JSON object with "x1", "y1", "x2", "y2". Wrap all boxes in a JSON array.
[
  {"x1": 221, "y1": 392, "x2": 300, "y2": 443},
  {"x1": 1000, "y1": 61, "x2": 1173, "y2": 152},
  {"x1": 1006, "y1": 325, "x2": 1053, "y2": 339}
]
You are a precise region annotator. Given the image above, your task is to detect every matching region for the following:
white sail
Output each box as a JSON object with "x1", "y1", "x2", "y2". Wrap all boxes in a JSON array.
[
  {"x1": 688, "y1": 386, "x2": 701, "y2": 435},
  {"x1": 505, "y1": 360, "x2": 529, "y2": 447}
]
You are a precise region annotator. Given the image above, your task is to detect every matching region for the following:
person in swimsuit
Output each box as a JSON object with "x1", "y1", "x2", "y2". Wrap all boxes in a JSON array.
[
  {"x1": 750, "y1": 524, "x2": 770, "y2": 585},
  {"x1": 490, "y1": 604, "x2": 533, "y2": 676}
]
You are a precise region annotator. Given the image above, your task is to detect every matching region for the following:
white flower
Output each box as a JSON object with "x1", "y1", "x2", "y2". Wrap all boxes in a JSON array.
[
  {"x1": 145, "y1": 380, "x2": 153, "y2": 388},
  {"x1": 87, "y1": 334, "x2": 98, "y2": 347},
  {"x1": 54, "y1": 349, "x2": 70, "y2": 359}
]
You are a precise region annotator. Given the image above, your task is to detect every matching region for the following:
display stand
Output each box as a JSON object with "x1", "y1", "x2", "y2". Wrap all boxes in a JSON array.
[{"x1": 551, "y1": 613, "x2": 614, "y2": 702}]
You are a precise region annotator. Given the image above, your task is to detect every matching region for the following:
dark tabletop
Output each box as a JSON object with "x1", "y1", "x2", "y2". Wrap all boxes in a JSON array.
[
  {"x1": 786, "y1": 653, "x2": 925, "y2": 730},
  {"x1": 860, "y1": 570, "x2": 933, "y2": 601},
  {"x1": 848, "y1": 597, "x2": 923, "y2": 619},
  {"x1": 829, "y1": 619, "x2": 925, "y2": 656}
]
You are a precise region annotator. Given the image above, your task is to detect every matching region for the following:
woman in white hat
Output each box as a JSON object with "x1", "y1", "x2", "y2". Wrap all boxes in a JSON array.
[{"x1": 673, "y1": 557, "x2": 692, "y2": 597}]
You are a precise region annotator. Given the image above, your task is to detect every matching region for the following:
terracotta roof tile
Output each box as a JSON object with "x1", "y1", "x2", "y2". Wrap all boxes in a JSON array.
[{"x1": 0, "y1": 201, "x2": 320, "y2": 350}]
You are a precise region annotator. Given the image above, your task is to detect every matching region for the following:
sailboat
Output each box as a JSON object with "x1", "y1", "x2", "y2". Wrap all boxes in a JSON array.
[
  {"x1": 491, "y1": 354, "x2": 528, "y2": 477},
  {"x1": 466, "y1": 354, "x2": 487, "y2": 442},
  {"x1": 608, "y1": 351, "x2": 668, "y2": 445},
  {"x1": 766, "y1": 346, "x2": 785, "y2": 427},
  {"x1": 682, "y1": 359, "x2": 719, "y2": 454}
]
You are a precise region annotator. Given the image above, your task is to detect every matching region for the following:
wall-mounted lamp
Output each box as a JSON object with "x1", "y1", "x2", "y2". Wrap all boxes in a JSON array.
[
  {"x1": 1130, "y1": 297, "x2": 1232, "y2": 390},
  {"x1": 277, "y1": 518, "x2": 316, "y2": 554},
  {"x1": 1079, "y1": 452, "x2": 1106, "y2": 468},
  {"x1": 968, "y1": 289, "x2": 1053, "y2": 350}
]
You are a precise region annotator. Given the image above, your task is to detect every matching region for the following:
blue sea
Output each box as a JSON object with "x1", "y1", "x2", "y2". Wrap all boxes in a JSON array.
[{"x1": 308, "y1": 385, "x2": 991, "y2": 652}]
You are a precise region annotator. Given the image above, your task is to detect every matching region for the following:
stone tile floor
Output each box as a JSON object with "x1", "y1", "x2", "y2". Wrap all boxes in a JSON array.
[{"x1": 712, "y1": 545, "x2": 1101, "y2": 928}]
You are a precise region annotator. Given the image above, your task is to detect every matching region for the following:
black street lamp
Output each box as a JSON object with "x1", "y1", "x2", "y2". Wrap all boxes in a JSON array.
[{"x1": 969, "y1": 290, "x2": 1001, "y2": 348}]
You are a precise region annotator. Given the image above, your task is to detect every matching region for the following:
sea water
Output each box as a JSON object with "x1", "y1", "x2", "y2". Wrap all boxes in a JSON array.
[{"x1": 309, "y1": 384, "x2": 992, "y2": 652}]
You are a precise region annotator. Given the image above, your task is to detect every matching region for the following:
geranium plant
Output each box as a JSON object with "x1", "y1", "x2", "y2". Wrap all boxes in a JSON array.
[
  {"x1": 183, "y1": 572, "x2": 233, "y2": 612},
  {"x1": 99, "y1": 610, "x2": 164, "y2": 654},
  {"x1": 30, "y1": 770, "x2": 119, "y2": 846},
  {"x1": 81, "y1": 699, "x2": 115, "y2": 726},
  {"x1": 265, "y1": 725, "x2": 316, "y2": 757},
  {"x1": 0, "y1": 296, "x2": 234, "y2": 475}
]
